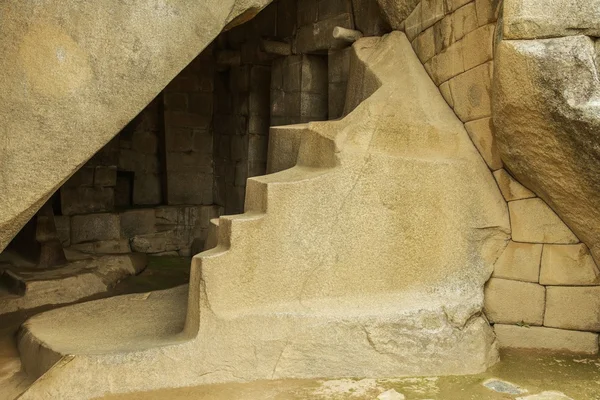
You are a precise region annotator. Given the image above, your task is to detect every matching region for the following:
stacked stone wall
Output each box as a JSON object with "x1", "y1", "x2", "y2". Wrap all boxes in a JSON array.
[{"x1": 401, "y1": 0, "x2": 600, "y2": 354}]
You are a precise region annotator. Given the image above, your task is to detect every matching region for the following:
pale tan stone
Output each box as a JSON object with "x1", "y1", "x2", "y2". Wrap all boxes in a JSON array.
[
  {"x1": 439, "y1": 81, "x2": 453, "y2": 107},
  {"x1": 493, "y1": 169, "x2": 536, "y2": 201},
  {"x1": 449, "y1": 62, "x2": 492, "y2": 122},
  {"x1": 545, "y1": 286, "x2": 600, "y2": 331},
  {"x1": 451, "y1": 2, "x2": 478, "y2": 42},
  {"x1": 71, "y1": 213, "x2": 120, "y2": 245},
  {"x1": 421, "y1": 0, "x2": 446, "y2": 30},
  {"x1": 433, "y1": 15, "x2": 453, "y2": 53},
  {"x1": 540, "y1": 244, "x2": 600, "y2": 286},
  {"x1": 492, "y1": 241, "x2": 542, "y2": 283},
  {"x1": 503, "y1": 0, "x2": 600, "y2": 40},
  {"x1": 493, "y1": 36, "x2": 600, "y2": 263},
  {"x1": 464, "y1": 117, "x2": 503, "y2": 170},
  {"x1": 427, "y1": 41, "x2": 464, "y2": 85},
  {"x1": 404, "y1": 2, "x2": 423, "y2": 41},
  {"x1": 462, "y1": 24, "x2": 494, "y2": 71},
  {"x1": 494, "y1": 324, "x2": 599, "y2": 354},
  {"x1": 413, "y1": 26, "x2": 436, "y2": 63},
  {"x1": 484, "y1": 278, "x2": 545, "y2": 325},
  {"x1": 509, "y1": 199, "x2": 579, "y2": 244},
  {"x1": 445, "y1": 0, "x2": 470, "y2": 13},
  {"x1": 475, "y1": 0, "x2": 498, "y2": 26},
  {"x1": 17, "y1": 33, "x2": 509, "y2": 398}
]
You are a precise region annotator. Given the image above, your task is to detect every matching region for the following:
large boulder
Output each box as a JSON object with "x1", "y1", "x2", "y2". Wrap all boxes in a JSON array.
[
  {"x1": 493, "y1": 36, "x2": 600, "y2": 262},
  {"x1": 0, "y1": 0, "x2": 271, "y2": 252}
]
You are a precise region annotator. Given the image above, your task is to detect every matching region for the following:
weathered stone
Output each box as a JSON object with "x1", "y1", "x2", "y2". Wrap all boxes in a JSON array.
[
  {"x1": 377, "y1": 389, "x2": 406, "y2": 400},
  {"x1": 484, "y1": 278, "x2": 545, "y2": 325},
  {"x1": 132, "y1": 174, "x2": 162, "y2": 206},
  {"x1": 403, "y1": 2, "x2": 422, "y2": 41},
  {"x1": 130, "y1": 231, "x2": 179, "y2": 254},
  {"x1": 493, "y1": 36, "x2": 600, "y2": 263},
  {"x1": 517, "y1": 392, "x2": 573, "y2": 400},
  {"x1": 377, "y1": 0, "x2": 421, "y2": 30},
  {"x1": 120, "y1": 209, "x2": 156, "y2": 238},
  {"x1": 295, "y1": 14, "x2": 353, "y2": 53},
  {"x1": 493, "y1": 169, "x2": 535, "y2": 201},
  {"x1": 351, "y1": 0, "x2": 390, "y2": 36},
  {"x1": 94, "y1": 166, "x2": 117, "y2": 187},
  {"x1": 545, "y1": 286, "x2": 600, "y2": 331},
  {"x1": 412, "y1": 27, "x2": 435, "y2": 63},
  {"x1": 72, "y1": 239, "x2": 131, "y2": 255},
  {"x1": 462, "y1": 23, "x2": 494, "y2": 71},
  {"x1": 63, "y1": 167, "x2": 94, "y2": 188},
  {"x1": 475, "y1": 0, "x2": 499, "y2": 26},
  {"x1": 449, "y1": 62, "x2": 492, "y2": 122},
  {"x1": 71, "y1": 214, "x2": 120, "y2": 244},
  {"x1": 503, "y1": 0, "x2": 600, "y2": 40},
  {"x1": 509, "y1": 199, "x2": 579, "y2": 244},
  {"x1": 445, "y1": 0, "x2": 470, "y2": 13},
  {"x1": 60, "y1": 186, "x2": 115, "y2": 216},
  {"x1": 53, "y1": 216, "x2": 71, "y2": 247},
  {"x1": 540, "y1": 244, "x2": 600, "y2": 286},
  {"x1": 492, "y1": 241, "x2": 542, "y2": 283},
  {"x1": 421, "y1": 0, "x2": 445, "y2": 30},
  {"x1": 426, "y1": 41, "x2": 464, "y2": 85},
  {"x1": 464, "y1": 117, "x2": 502, "y2": 170},
  {"x1": 451, "y1": 2, "x2": 477, "y2": 42},
  {"x1": 433, "y1": 15, "x2": 452, "y2": 53},
  {"x1": 494, "y1": 324, "x2": 599, "y2": 354}
]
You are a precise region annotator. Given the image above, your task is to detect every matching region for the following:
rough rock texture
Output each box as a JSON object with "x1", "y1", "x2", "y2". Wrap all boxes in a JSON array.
[
  {"x1": 509, "y1": 199, "x2": 578, "y2": 244},
  {"x1": 492, "y1": 241, "x2": 542, "y2": 283},
  {"x1": 539, "y1": 244, "x2": 600, "y2": 286},
  {"x1": 494, "y1": 324, "x2": 599, "y2": 354},
  {"x1": 0, "y1": 254, "x2": 146, "y2": 315},
  {"x1": 484, "y1": 278, "x2": 545, "y2": 325},
  {"x1": 493, "y1": 169, "x2": 535, "y2": 201},
  {"x1": 0, "y1": 0, "x2": 272, "y2": 252},
  {"x1": 17, "y1": 33, "x2": 509, "y2": 399},
  {"x1": 503, "y1": 0, "x2": 600, "y2": 39},
  {"x1": 376, "y1": 0, "x2": 420, "y2": 29},
  {"x1": 493, "y1": 36, "x2": 600, "y2": 263},
  {"x1": 544, "y1": 286, "x2": 600, "y2": 331}
]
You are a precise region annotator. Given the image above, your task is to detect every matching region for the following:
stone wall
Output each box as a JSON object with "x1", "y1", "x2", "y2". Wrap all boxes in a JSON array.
[{"x1": 400, "y1": 0, "x2": 600, "y2": 354}]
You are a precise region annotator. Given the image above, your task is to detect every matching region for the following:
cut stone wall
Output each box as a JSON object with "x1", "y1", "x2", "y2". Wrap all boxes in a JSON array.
[
  {"x1": 399, "y1": 0, "x2": 600, "y2": 354},
  {"x1": 164, "y1": 48, "x2": 215, "y2": 206}
]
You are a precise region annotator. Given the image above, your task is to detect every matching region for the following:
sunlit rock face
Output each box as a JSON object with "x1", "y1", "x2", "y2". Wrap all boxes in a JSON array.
[{"x1": 494, "y1": 34, "x2": 600, "y2": 264}]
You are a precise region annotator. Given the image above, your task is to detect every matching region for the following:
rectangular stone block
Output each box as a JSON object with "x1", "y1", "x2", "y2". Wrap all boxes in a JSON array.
[
  {"x1": 484, "y1": 278, "x2": 545, "y2": 325},
  {"x1": 492, "y1": 241, "x2": 542, "y2": 283},
  {"x1": 329, "y1": 48, "x2": 351, "y2": 84},
  {"x1": 302, "y1": 55, "x2": 328, "y2": 93},
  {"x1": 426, "y1": 40, "x2": 464, "y2": 85},
  {"x1": 413, "y1": 26, "x2": 436, "y2": 63},
  {"x1": 61, "y1": 186, "x2": 115, "y2": 216},
  {"x1": 131, "y1": 131, "x2": 158, "y2": 154},
  {"x1": 494, "y1": 324, "x2": 599, "y2": 354},
  {"x1": 301, "y1": 92, "x2": 328, "y2": 120},
  {"x1": 448, "y1": 62, "x2": 492, "y2": 122},
  {"x1": 132, "y1": 174, "x2": 162, "y2": 206},
  {"x1": 492, "y1": 169, "x2": 535, "y2": 201},
  {"x1": 540, "y1": 244, "x2": 600, "y2": 285},
  {"x1": 92, "y1": 239, "x2": 131, "y2": 255},
  {"x1": 451, "y1": 2, "x2": 478, "y2": 42},
  {"x1": 421, "y1": 0, "x2": 445, "y2": 30},
  {"x1": 545, "y1": 286, "x2": 600, "y2": 331},
  {"x1": 433, "y1": 15, "x2": 453, "y2": 54},
  {"x1": 167, "y1": 172, "x2": 213, "y2": 205},
  {"x1": 476, "y1": 0, "x2": 499, "y2": 26},
  {"x1": 464, "y1": 117, "x2": 503, "y2": 170},
  {"x1": 439, "y1": 81, "x2": 453, "y2": 107},
  {"x1": 63, "y1": 167, "x2": 94, "y2": 188},
  {"x1": 445, "y1": 0, "x2": 470, "y2": 13},
  {"x1": 509, "y1": 198, "x2": 579, "y2": 244},
  {"x1": 462, "y1": 23, "x2": 495, "y2": 71},
  {"x1": 120, "y1": 209, "x2": 157, "y2": 238},
  {"x1": 71, "y1": 213, "x2": 120, "y2": 244},
  {"x1": 94, "y1": 166, "x2": 117, "y2": 187},
  {"x1": 53, "y1": 215, "x2": 71, "y2": 247},
  {"x1": 329, "y1": 82, "x2": 347, "y2": 120}
]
